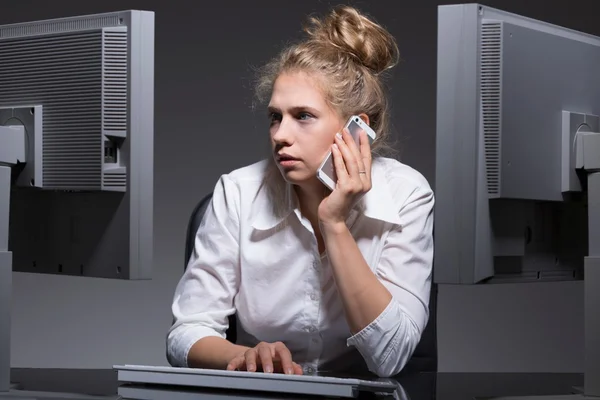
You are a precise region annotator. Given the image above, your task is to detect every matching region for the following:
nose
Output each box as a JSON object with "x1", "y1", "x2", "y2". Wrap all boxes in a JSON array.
[{"x1": 271, "y1": 116, "x2": 294, "y2": 146}]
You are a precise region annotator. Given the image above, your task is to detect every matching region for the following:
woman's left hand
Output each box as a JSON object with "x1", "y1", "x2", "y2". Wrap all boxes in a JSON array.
[{"x1": 318, "y1": 127, "x2": 373, "y2": 229}]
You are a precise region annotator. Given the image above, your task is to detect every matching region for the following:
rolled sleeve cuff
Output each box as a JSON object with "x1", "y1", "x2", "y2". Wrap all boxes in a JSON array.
[
  {"x1": 167, "y1": 325, "x2": 224, "y2": 368},
  {"x1": 347, "y1": 297, "x2": 394, "y2": 343},
  {"x1": 346, "y1": 297, "x2": 419, "y2": 377},
  {"x1": 391, "y1": 287, "x2": 429, "y2": 336}
]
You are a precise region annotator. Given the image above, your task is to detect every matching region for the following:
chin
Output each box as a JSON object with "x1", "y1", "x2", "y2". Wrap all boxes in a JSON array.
[
  {"x1": 279, "y1": 170, "x2": 307, "y2": 184},
  {"x1": 277, "y1": 167, "x2": 314, "y2": 186}
]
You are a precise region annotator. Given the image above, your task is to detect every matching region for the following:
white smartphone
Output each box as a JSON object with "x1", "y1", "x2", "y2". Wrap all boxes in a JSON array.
[{"x1": 316, "y1": 115, "x2": 377, "y2": 191}]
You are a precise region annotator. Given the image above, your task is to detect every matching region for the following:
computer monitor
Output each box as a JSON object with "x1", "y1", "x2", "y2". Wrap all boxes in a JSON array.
[
  {"x1": 0, "y1": 10, "x2": 154, "y2": 393},
  {"x1": 434, "y1": 3, "x2": 599, "y2": 397}
]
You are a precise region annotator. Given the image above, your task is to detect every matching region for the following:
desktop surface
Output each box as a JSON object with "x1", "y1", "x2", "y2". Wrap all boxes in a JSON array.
[{"x1": 8, "y1": 368, "x2": 583, "y2": 400}]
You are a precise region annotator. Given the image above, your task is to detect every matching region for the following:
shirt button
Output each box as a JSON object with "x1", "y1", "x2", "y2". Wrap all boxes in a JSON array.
[
  {"x1": 310, "y1": 293, "x2": 318, "y2": 301},
  {"x1": 308, "y1": 326, "x2": 317, "y2": 333},
  {"x1": 312, "y1": 337, "x2": 319, "y2": 344},
  {"x1": 312, "y1": 261, "x2": 319, "y2": 269},
  {"x1": 306, "y1": 366, "x2": 314, "y2": 373}
]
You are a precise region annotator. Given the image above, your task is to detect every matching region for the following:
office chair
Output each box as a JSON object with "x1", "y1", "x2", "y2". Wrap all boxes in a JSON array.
[{"x1": 184, "y1": 192, "x2": 438, "y2": 373}]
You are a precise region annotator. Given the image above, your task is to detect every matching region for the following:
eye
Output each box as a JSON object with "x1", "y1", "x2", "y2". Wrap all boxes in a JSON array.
[
  {"x1": 297, "y1": 112, "x2": 313, "y2": 120},
  {"x1": 269, "y1": 112, "x2": 282, "y2": 124}
]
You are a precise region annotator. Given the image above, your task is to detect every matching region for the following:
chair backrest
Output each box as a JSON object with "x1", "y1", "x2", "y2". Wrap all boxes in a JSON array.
[
  {"x1": 184, "y1": 192, "x2": 437, "y2": 372},
  {"x1": 184, "y1": 192, "x2": 213, "y2": 269}
]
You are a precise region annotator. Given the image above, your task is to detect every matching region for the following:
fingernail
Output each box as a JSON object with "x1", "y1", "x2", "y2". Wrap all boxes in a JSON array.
[
  {"x1": 336, "y1": 132, "x2": 342, "y2": 139},
  {"x1": 286, "y1": 367, "x2": 293, "y2": 375},
  {"x1": 248, "y1": 363, "x2": 255, "y2": 371},
  {"x1": 333, "y1": 144, "x2": 339, "y2": 150},
  {"x1": 265, "y1": 365, "x2": 273, "y2": 373}
]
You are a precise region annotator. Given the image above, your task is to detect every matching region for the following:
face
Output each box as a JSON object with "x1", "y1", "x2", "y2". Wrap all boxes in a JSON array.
[{"x1": 268, "y1": 71, "x2": 344, "y2": 187}]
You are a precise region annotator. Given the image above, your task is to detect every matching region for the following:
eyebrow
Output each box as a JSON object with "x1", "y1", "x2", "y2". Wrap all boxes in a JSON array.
[{"x1": 267, "y1": 105, "x2": 320, "y2": 115}]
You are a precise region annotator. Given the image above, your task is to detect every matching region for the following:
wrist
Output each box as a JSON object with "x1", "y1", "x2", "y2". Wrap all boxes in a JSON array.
[
  {"x1": 319, "y1": 220, "x2": 348, "y2": 236},
  {"x1": 187, "y1": 336, "x2": 250, "y2": 369},
  {"x1": 227, "y1": 343, "x2": 250, "y2": 359}
]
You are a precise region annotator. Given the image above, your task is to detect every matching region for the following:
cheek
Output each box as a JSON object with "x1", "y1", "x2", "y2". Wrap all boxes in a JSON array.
[{"x1": 304, "y1": 137, "x2": 333, "y2": 166}]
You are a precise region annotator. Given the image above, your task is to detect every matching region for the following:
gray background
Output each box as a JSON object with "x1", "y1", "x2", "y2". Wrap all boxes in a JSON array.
[{"x1": 4, "y1": 0, "x2": 597, "y2": 372}]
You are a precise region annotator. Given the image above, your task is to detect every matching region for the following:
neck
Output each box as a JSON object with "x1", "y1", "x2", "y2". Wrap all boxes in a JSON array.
[{"x1": 294, "y1": 179, "x2": 328, "y2": 223}]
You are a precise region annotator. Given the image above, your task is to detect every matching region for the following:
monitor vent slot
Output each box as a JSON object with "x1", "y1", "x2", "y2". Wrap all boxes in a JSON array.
[
  {"x1": 0, "y1": 30, "x2": 104, "y2": 189},
  {"x1": 0, "y1": 16, "x2": 121, "y2": 39},
  {"x1": 103, "y1": 171, "x2": 126, "y2": 189},
  {"x1": 480, "y1": 21, "x2": 503, "y2": 197},
  {"x1": 102, "y1": 28, "x2": 128, "y2": 133}
]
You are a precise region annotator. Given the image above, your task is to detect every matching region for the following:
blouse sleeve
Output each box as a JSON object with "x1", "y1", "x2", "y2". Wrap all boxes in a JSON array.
[
  {"x1": 166, "y1": 174, "x2": 241, "y2": 367},
  {"x1": 347, "y1": 184, "x2": 434, "y2": 377}
]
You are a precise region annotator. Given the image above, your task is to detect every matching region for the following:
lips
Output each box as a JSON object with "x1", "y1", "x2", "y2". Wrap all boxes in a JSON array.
[{"x1": 277, "y1": 154, "x2": 299, "y2": 161}]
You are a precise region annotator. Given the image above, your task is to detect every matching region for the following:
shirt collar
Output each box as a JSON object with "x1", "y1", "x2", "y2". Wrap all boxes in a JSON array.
[
  {"x1": 360, "y1": 160, "x2": 403, "y2": 226},
  {"x1": 250, "y1": 158, "x2": 402, "y2": 231},
  {"x1": 250, "y1": 164, "x2": 296, "y2": 230}
]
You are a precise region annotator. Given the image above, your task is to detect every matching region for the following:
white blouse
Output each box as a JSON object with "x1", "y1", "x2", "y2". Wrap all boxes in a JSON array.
[{"x1": 166, "y1": 156, "x2": 434, "y2": 378}]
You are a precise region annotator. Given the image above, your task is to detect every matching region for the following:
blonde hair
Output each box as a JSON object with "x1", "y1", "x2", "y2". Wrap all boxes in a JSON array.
[{"x1": 254, "y1": 5, "x2": 400, "y2": 157}]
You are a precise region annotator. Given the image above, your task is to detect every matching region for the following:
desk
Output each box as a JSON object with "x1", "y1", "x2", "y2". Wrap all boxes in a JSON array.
[{"x1": 5, "y1": 368, "x2": 584, "y2": 400}]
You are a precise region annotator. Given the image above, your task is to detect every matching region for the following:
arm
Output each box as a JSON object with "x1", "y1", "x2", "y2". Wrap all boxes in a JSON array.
[
  {"x1": 320, "y1": 223, "x2": 392, "y2": 335},
  {"x1": 187, "y1": 337, "x2": 250, "y2": 370},
  {"x1": 321, "y1": 185, "x2": 435, "y2": 377},
  {"x1": 166, "y1": 175, "x2": 244, "y2": 369}
]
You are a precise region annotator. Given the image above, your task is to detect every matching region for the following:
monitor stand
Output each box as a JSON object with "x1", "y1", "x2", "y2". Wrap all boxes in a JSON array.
[
  {"x1": 492, "y1": 175, "x2": 600, "y2": 400},
  {"x1": 0, "y1": 166, "x2": 109, "y2": 399},
  {"x1": 581, "y1": 171, "x2": 600, "y2": 398},
  {"x1": 0, "y1": 166, "x2": 12, "y2": 394}
]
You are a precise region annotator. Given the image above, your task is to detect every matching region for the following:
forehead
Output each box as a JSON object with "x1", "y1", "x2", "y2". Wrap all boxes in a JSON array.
[{"x1": 269, "y1": 71, "x2": 328, "y2": 109}]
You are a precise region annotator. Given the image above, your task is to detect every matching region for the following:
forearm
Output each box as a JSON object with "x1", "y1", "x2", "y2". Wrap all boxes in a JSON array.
[
  {"x1": 321, "y1": 222, "x2": 392, "y2": 335},
  {"x1": 187, "y1": 336, "x2": 251, "y2": 369}
]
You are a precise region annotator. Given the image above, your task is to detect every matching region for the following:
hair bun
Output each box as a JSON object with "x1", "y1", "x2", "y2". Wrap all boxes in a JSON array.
[{"x1": 304, "y1": 6, "x2": 399, "y2": 74}]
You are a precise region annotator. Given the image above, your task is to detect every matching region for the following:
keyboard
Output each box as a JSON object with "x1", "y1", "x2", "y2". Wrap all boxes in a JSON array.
[{"x1": 113, "y1": 364, "x2": 399, "y2": 398}]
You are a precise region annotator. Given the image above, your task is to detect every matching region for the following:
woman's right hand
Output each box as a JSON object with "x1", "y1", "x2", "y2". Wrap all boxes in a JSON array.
[{"x1": 225, "y1": 341, "x2": 304, "y2": 375}]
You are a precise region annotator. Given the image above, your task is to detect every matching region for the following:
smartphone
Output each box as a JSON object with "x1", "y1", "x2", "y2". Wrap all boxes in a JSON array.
[{"x1": 316, "y1": 115, "x2": 377, "y2": 191}]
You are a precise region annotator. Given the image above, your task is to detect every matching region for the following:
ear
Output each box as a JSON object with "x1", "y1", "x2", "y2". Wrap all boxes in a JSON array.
[{"x1": 358, "y1": 113, "x2": 370, "y2": 126}]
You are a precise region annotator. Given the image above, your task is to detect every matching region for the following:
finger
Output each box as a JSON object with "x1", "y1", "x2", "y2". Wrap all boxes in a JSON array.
[
  {"x1": 343, "y1": 128, "x2": 366, "y2": 173},
  {"x1": 331, "y1": 143, "x2": 348, "y2": 183},
  {"x1": 359, "y1": 130, "x2": 373, "y2": 181},
  {"x1": 226, "y1": 355, "x2": 245, "y2": 371},
  {"x1": 258, "y1": 345, "x2": 274, "y2": 373},
  {"x1": 244, "y1": 349, "x2": 258, "y2": 372},
  {"x1": 274, "y1": 342, "x2": 294, "y2": 375},
  {"x1": 334, "y1": 132, "x2": 359, "y2": 177},
  {"x1": 292, "y1": 362, "x2": 304, "y2": 375}
]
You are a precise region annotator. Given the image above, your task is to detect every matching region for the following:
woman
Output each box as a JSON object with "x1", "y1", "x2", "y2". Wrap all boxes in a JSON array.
[{"x1": 166, "y1": 5, "x2": 434, "y2": 379}]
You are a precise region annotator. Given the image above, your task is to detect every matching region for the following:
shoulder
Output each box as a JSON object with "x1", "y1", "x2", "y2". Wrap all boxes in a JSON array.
[
  {"x1": 210, "y1": 159, "x2": 274, "y2": 211},
  {"x1": 371, "y1": 157, "x2": 434, "y2": 207},
  {"x1": 212, "y1": 159, "x2": 271, "y2": 193},
  {"x1": 222, "y1": 159, "x2": 270, "y2": 185},
  {"x1": 360, "y1": 157, "x2": 433, "y2": 225},
  {"x1": 210, "y1": 159, "x2": 287, "y2": 229}
]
